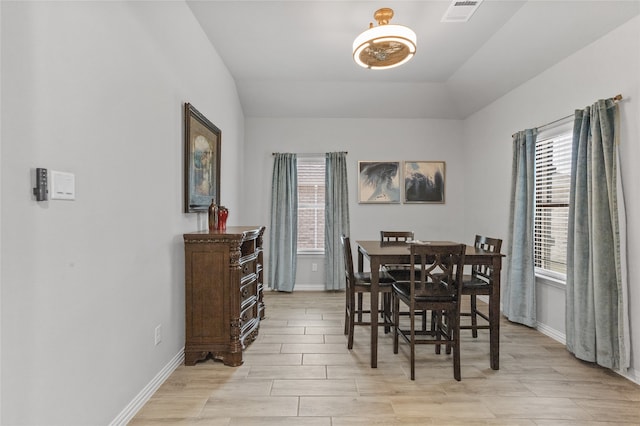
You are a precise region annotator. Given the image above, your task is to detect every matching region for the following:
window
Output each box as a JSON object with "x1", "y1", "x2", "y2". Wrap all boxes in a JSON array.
[
  {"x1": 297, "y1": 156, "x2": 325, "y2": 253},
  {"x1": 534, "y1": 127, "x2": 572, "y2": 279}
]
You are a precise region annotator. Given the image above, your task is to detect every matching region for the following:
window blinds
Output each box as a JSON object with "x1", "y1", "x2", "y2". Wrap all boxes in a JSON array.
[{"x1": 534, "y1": 132, "x2": 572, "y2": 277}]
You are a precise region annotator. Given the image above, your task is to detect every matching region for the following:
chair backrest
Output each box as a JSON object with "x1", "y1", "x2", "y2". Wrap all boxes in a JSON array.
[
  {"x1": 380, "y1": 231, "x2": 414, "y2": 242},
  {"x1": 411, "y1": 243, "x2": 466, "y2": 299},
  {"x1": 340, "y1": 234, "x2": 355, "y2": 284},
  {"x1": 472, "y1": 235, "x2": 503, "y2": 282}
]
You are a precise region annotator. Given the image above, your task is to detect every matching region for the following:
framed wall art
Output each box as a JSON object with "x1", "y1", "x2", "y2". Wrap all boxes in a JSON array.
[
  {"x1": 403, "y1": 161, "x2": 445, "y2": 203},
  {"x1": 358, "y1": 161, "x2": 401, "y2": 204},
  {"x1": 184, "y1": 103, "x2": 221, "y2": 213}
]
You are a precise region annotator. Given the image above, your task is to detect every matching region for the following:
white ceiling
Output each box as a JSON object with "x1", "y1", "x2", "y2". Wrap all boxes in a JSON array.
[{"x1": 187, "y1": 0, "x2": 639, "y2": 119}]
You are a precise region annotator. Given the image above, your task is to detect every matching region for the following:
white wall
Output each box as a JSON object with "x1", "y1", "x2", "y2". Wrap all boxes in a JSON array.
[
  {"x1": 243, "y1": 118, "x2": 466, "y2": 287},
  {"x1": 463, "y1": 15, "x2": 640, "y2": 381},
  {"x1": 0, "y1": 1, "x2": 244, "y2": 424}
]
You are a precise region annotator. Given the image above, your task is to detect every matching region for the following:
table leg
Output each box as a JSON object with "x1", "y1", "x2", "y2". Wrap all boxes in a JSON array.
[
  {"x1": 489, "y1": 256, "x2": 502, "y2": 370},
  {"x1": 357, "y1": 250, "x2": 365, "y2": 324},
  {"x1": 370, "y1": 257, "x2": 380, "y2": 368}
]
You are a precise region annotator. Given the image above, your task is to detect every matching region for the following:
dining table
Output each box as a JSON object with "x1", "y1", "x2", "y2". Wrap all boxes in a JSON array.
[{"x1": 356, "y1": 240, "x2": 504, "y2": 370}]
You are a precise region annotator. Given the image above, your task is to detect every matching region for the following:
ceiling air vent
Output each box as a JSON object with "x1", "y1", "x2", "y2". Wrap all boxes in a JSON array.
[{"x1": 441, "y1": 0, "x2": 483, "y2": 23}]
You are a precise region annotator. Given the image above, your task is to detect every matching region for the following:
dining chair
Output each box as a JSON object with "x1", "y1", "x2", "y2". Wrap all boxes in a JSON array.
[
  {"x1": 380, "y1": 230, "x2": 428, "y2": 331},
  {"x1": 380, "y1": 231, "x2": 415, "y2": 281},
  {"x1": 460, "y1": 235, "x2": 502, "y2": 338},
  {"x1": 392, "y1": 243, "x2": 466, "y2": 381},
  {"x1": 341, "y1": 234, "x2": 396, "y2": 349},
  {"x1": 380, "y1": 230, "x2": 414, "y2": 242}
]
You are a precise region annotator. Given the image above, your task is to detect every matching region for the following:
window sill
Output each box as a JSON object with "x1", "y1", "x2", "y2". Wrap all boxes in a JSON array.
[
  {"x1": 535, "y1": 273, "x2": 566, "y2": 289},
  {"x1": 297, "y1": 251, "x2": 325, "y2": 256}
]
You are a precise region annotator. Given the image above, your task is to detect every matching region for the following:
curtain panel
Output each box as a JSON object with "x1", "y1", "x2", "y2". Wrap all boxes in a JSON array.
[
  {"x1": 325, "y1": 152, "x2": 350, "y2": 290},
  {"x1": 566, "y1": 99, "x2": 630, "y2": 371},
  {"x1": 503, "y1": 129, "x2": 537, "y2": 327},
  {"x1": 268, "y1": 153, "x2": 298, "y2": 292}
]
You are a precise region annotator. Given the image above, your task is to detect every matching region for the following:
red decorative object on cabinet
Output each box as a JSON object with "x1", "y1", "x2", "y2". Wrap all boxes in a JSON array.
[{"x1": 217, "y1": 206, "x2": 229, "y2": 230}]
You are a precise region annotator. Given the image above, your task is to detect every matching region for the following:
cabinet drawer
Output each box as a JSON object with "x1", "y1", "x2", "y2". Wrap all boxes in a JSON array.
[
  {"x1": 240, "y1": 258, "x2": 257, "y2": 278},
  {"x1": 240, "y1": 278, "x2": 257, "y2": 308},
  {"x1": 240, "y1": 302, "x2": 257, "y2": 331}
]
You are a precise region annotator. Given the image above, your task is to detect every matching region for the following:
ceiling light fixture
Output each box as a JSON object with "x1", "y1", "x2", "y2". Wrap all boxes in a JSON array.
[{"x1": 352, "y1": 8, "x2": 417, "y2": 70}]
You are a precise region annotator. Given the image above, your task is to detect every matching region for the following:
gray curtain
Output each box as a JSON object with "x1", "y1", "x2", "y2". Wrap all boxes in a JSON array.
[
  {"x1": 503, "y1": 129, "x2": 537, "y2": 327},
  {"x1": 566, "y1": 99, "x2": 629, "y2": 371},
  {"x1": 269, "y1": 153, "x2": 298, "y2": 292},
  {"x1": 325, "y1": 152, "x2": 350, "y2": 290}
]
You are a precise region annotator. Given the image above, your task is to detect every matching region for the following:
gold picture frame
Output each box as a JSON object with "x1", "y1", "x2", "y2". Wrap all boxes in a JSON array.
[
  {"x1": 357, "y1": 161, "x2": 401, "y2": 204},
  {"x1": 403, "y1": 161, "x2": 445, "y2": 203}
]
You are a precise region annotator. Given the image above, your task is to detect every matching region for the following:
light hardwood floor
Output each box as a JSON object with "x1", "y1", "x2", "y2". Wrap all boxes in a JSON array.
[{"x1": 131, "y1": 291, "x2": 640, "y2": 425}]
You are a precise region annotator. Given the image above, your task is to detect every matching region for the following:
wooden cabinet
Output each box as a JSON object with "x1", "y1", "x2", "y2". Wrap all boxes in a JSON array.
[{"x1": 183, "y1": 226, "x2": 265, "y2": 366}]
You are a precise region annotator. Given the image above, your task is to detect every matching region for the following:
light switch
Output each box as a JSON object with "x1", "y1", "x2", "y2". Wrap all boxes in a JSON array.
[{"x1": 50, "y1": 170, "x2": 75, "y2": 200}]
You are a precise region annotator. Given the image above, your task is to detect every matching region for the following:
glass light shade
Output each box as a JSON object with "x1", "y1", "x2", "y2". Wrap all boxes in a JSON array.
[{"x1": 353, "y1": 24, "x2": 417, "y2": 69}]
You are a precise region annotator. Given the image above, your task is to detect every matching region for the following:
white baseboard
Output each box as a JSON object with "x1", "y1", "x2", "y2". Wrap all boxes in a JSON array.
[
  {"x1": 293, "y1": 283, "x2": 328, "y2": 291},
  {"x1": 535, "y1": 321, "x2": 567, "y2": 345},
  {"x1": 109, "y1": 349, "x2": 184, "y2": 426},
  {"x1": 267, "y1": 284, "x2": 330, "y2": 291}
]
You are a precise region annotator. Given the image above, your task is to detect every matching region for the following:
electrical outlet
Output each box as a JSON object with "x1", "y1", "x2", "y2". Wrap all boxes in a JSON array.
[
  {"x1": 311, "y1": 263, "x2": 318, "y2": 272},
  {"x1": 154, "y1": 324, "x2": 162, "y2": 346}
]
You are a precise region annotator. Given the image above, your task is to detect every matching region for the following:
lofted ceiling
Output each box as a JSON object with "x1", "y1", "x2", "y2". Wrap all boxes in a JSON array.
[{"x1": 187, "y1": 0, "x2": 639, "y2": 119}]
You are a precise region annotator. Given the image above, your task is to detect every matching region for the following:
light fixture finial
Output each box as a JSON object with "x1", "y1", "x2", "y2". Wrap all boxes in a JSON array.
[{"x1": 374, "y1": 8, "x2": 394, "y2": 26}]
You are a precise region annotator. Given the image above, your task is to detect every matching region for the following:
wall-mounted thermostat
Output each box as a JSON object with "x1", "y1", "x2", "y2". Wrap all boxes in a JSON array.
[{"x1": 33, "y1": 168, "x2": 48, "y2": 201}]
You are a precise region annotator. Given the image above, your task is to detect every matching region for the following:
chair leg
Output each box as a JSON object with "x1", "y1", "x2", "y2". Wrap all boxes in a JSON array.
[
  {"x1": 452, "y1": 311, "x2": 461, "y2": 381},
  {"x1": 357, "y1": 293, "x2": 363, "y2": 323},
  {"x1": 470, "y1": 294, "x2": 478, "y2": 338},
  {"x1": 347, "y1": 307, "x2": 355, "y2": 350},
  {"x1": 410, "y1": 328, "x2": 415, "y2": 381},
  {"x1": 347, "y1": 291, "x2": 356, "y2": 349},
  {"x1": 445, "y1": 310, "x2": 452, "y2": 355},
  {"x1": 344, "y1": 291, "x2": 349, "y2": 336},
  {"x1": 393, "y1": 294, "x2": 399, "y2": 354},
  {"x1": 383, "y1": 293, "x2": 391, "y2": 334},
  {"x1": 434, "y1": 311, "x2": 442, "y2": 355}
]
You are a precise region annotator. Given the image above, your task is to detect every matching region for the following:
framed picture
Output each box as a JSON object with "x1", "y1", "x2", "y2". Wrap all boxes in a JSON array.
[
  {"x1": 358, "y1": 161, "x2": 401, "y2": 203},
  {"x1": 403, "y1": 161, "x2": 445, "y2": 203},
  {"x1": 184, "y1": 103, "x2": 221, "y2": 213}
]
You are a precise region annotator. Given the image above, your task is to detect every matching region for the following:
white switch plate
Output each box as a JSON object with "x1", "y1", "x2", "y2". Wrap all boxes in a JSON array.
[{"x1": 50, "y1": 170, "x2": 75, "y2": 200}]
